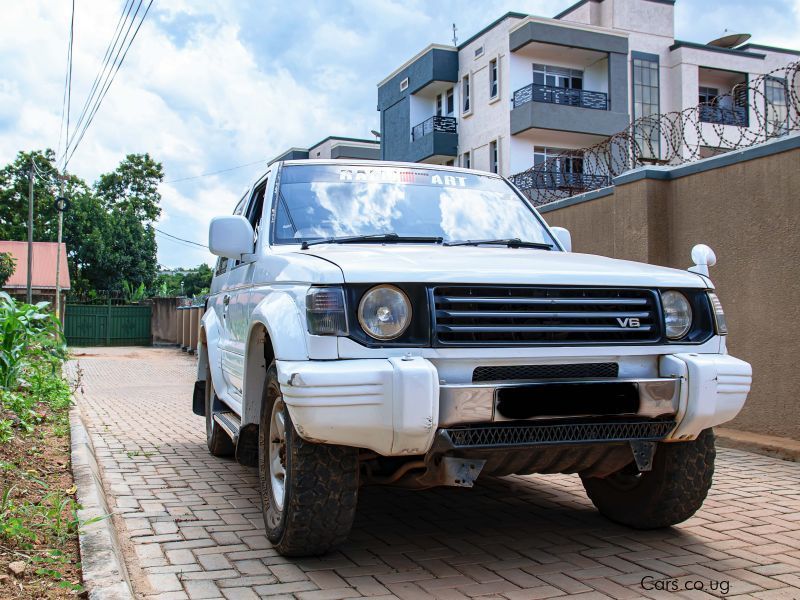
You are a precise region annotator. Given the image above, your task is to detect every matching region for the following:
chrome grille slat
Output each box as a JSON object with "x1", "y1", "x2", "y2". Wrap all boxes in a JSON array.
[
  {"x1": 436, "y1": 310, "x2": 651, "y2": 319},
  {"x1": 432, "y1": 286, "x2": 661, "y2": 346}
]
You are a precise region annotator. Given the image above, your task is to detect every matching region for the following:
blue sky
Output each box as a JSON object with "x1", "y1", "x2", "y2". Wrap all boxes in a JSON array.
[{"x1": 1, "y1": 0, "x2": 798, "y2": 267}]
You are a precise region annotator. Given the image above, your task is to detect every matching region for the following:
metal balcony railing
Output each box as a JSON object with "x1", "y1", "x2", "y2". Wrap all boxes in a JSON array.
[
  {"x1": 509, "y1": 170, "x2": 611, "y2": 193},
  {"x1": 512, "y1": 84, "x2": 608, "y2": 110},
  {"x1": 411, "y1": 116, "x2": 458, "y2": 141},
  {"x1": 699, "y1": 103, "x2": 748, "y2": 127}
]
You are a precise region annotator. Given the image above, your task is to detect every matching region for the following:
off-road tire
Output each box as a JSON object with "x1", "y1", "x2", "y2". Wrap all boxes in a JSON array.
[
  {"x1": 581, "y1": 428, "x2": 715, "y2": 529},
  {"x1": 205, "y1": 364, "x2": 234, "y2": 457},
  {"x1": 259, "y1": 364, "x2": 359, "y2": 556}
]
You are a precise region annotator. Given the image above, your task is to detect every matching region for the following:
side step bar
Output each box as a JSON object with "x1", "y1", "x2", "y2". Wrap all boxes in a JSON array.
[{"x1": 213, "y1": 411, "x2": 242, "y2": 444}]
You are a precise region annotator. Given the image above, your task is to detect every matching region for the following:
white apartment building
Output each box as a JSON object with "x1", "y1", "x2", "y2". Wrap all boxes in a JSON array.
[{"x1": 377, "y1": 0, "x2": 798, "y2": 191}]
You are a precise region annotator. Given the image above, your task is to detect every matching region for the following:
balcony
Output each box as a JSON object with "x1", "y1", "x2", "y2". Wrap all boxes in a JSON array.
[
  {"x1": 412, "y1": 116, "x2": 457, "y2": 140},
  {"x1": 512, "y1": 84, "x2": 608, "y2": 111},
  {"x1": 409, "y1": 116, "x2": 458, "y2": 162},
  {"x1": 509, "y1": 170, "x2": 610, "y2": 197},
  {"x1": 699, "y1": 104, "x2": 748, "y2": 127}
]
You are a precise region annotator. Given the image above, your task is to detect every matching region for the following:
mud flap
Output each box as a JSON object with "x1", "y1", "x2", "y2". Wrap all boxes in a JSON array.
[{"x1": 192, "y1": 381, "x2": 206, "y2": 416}]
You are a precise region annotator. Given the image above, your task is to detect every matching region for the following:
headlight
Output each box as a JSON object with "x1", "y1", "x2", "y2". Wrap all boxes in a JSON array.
[
  {"x1": 662, "y1": 291, "x2": 692, "y2": 339},
  {"x1": 707, "y1": 292, "x2": 728, "y2": 335},
  {"x1": 306, "y1": 287, "x2": 348, "y2": 336},
  {"x1": 358, "y1": 285, "x2": 411, "y2": 340}
]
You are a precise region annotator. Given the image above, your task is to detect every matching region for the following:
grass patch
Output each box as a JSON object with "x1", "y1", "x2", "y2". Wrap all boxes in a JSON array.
[{"x1": 0, "y1": 294, "x2": 88, "y2": 597}]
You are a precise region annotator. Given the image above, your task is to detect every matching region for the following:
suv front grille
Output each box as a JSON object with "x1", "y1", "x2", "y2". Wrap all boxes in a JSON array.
[
  {"x1": 472, "y1": 362, "x2": 619, "y2": 382},
  {"x1": 432, "y1": 286, "x2": 661, "y2": 346}
]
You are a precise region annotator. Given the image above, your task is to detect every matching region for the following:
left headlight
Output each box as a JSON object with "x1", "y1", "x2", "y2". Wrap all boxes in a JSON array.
[
  {"x1": 358, "y1": 285, "x2": 411, "y2": 340},
  {"x1": 662, "y1": 290, "x2": 692, "y2": 340}
]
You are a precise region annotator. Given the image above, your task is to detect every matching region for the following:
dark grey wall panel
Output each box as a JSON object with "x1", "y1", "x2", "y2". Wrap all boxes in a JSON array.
[
  {"x1": 510, "y1": 102, "x2": 630, "y2": 137},
  {"x1": 330, "y1": 145, "x2": 381, "y2": 160},
  {"x1": 510, "y1": 20, "x2": 629, "y2": 54},
  {"x1": 409, "y1": 132, "x2": 458, "y2": 163}
]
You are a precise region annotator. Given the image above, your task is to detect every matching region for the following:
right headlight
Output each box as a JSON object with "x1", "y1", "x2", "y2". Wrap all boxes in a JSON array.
[
  {"x1": 662, "y1": 290, "x2": 692, "y2": 339},
  {"x1": 358, "y1": 285, "x2": 411, "y2": 340}
]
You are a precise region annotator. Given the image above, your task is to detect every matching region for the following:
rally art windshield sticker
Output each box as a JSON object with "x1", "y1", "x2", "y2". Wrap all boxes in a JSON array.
[{"x1": 338, "y1": 168, "x2": 467, "y2": 187}]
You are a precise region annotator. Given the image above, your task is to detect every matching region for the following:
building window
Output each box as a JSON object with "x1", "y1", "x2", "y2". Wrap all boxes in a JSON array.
[
  {"x1": 489, "y1": 58, "x2": 499, "y2": 99},
  {"x1": 698, "y1": 86, "x2": 719, "y2": 106},
  {"x1": 462, "y1": 151, "x2": 471, "y2": 169},
  {"x1": 534, "y1": 146, "x2": 584, "y2": 173},
  {"x1": 474, "y1": 46, "x2": 484, "y2": 58},
  {"x1": 400, "y1": 77, "x2": 409, "y2": 91},
  {"x1": 533, "y1": 64, "x2": 582, "y2": 90},
  {"x1": 489, "y1": 140, "x2": 498, "y2": 173},
  {"x1": 462, "y1": 74, "x2": 471, "y2": 113},
  {"x1": 437, "y1": 87, "x2": 455, "y2": 117},
  {"x1": 765, "y1": 76, "x2": 788, "y2": 136},
  {"x1": 446, "y1": 87, "x2": 455, "y2": 116},
  {"x1": 632, "y1": 55, "x2": 660, "y2": 159}
]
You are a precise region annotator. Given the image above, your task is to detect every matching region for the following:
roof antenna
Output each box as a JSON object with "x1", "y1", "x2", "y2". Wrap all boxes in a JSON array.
[{"x1": 452, "y1": 23, "x2": 458, "y2": 46}]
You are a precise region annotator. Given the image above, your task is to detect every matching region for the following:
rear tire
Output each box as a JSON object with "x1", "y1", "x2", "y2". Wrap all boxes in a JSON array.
[
  {"x1": 205, "y1": 364, "x2": 234, "y2": 457},
  {"x1": 581, "y1": 428, "x2": 715, "y2": 529},
  {"x1": 259, "y1": 364, "x2": 359, "y2": 556}
]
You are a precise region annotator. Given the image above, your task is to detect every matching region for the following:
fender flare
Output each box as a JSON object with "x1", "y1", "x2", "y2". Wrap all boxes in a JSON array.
[
  {"x1": 242, "y1": 291, "x2": 309, "y2": 425},
  {"x1": 198, "y1": 309, "x2": 225, "y2": 398}
]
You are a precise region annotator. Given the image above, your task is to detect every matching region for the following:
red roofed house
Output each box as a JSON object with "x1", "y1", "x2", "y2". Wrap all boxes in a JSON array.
[{"x1": 0, "y1": 241, "x2": 70, "y2": 319}]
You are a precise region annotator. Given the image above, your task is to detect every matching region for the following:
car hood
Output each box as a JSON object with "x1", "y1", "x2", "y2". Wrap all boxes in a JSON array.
[{"x1": 294, "y1": 245, "x2": 707, "y2": 288}]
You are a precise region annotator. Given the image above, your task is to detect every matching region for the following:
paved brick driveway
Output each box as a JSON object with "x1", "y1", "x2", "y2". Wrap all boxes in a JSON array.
[{"x1": 68, "y1": 347, "x2": 800, "y2": 600}]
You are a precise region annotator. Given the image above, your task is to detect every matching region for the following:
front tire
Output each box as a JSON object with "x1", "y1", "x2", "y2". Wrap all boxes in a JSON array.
[
  {"x1": 259, "y1": 364, "x2": 359, "y2": 556},
  {"x1": 581, "y1": 428, "x2": 715, "y2": 529},
  {"x1": 205, "y1": 364, "x2": 234, "y2": 457}
]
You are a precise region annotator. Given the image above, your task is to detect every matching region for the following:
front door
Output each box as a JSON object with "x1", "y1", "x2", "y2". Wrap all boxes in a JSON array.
[{"x1": 219, "y1": 175, "x2": 269, "y2": 407}]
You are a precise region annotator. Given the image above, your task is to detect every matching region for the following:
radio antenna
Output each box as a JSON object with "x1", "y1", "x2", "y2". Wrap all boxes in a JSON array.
[{"x1": 452, "y1": 23, "x2": 458, "y2": 46}]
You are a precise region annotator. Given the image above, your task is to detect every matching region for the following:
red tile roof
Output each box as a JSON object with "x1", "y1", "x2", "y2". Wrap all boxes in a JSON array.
[{"x1": 0, "y1": 241, "x2": 71, "y2": 290}]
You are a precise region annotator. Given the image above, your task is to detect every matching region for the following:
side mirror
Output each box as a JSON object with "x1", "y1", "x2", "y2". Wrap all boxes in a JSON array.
[
  {"x1": 689, "y1": 244, "x2": 717, "y2": 277},
  {"x1": 209, "y1": 215, "x2": 254, "y2": 260},
  {"x1": 551, "y1": 227, "x2": 572, "y2": 252}
]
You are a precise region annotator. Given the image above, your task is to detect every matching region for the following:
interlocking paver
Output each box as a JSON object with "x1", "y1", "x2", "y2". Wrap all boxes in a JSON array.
[{"x1": 68, "y1": 347, "x2": 800, "y2": 599}]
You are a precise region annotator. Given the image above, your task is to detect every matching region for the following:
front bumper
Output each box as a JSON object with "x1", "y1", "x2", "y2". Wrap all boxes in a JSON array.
[{"x1": 276, "y1": 353, "x2": 751, "y2": 456}]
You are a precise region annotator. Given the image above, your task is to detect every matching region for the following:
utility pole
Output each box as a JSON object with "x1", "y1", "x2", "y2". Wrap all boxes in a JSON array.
[
  {"x1": 26, "y1": 157, "x2": 34, "y2": 304},
  {"x1": 54, "y1": 178, "x2": 65, "y2": 320}
]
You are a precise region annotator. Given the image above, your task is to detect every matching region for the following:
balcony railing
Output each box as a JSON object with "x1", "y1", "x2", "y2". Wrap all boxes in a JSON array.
[
  {"x1": 699, "y1": 103, "x2": 748, "y2": 127},
  {"x1": 509, "y1": 170, "x2": 611, "y2": 194},
  {"x1": 512, "y1": 84, "x2": 608, "y2": 110},
  {"x1": 411, "y1": 116, "x2": 458, "y2": 141}
]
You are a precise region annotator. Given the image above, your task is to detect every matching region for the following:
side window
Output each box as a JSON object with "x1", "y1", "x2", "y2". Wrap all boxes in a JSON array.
[{"x1": 245, "y1": 181, "x2": 268, "y2": 243}]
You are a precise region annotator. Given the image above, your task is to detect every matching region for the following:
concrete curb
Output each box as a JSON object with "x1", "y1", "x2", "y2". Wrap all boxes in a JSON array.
[
  {"x1": 716, "y1": 427, "x2": 800, "y2": 462},
  {"x1": 70, "y1": 407, "x2": 135, "y2": 600}
]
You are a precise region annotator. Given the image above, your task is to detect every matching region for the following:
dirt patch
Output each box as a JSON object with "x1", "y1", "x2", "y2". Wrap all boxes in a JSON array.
[{"x1": 0, "y1": 409, "x2": 83, "y2": 599}]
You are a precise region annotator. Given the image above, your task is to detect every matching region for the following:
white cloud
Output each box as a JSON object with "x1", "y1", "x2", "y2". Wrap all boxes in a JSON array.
[{"x1": 1, "y1": 0, "x2": 798, "y2": 268}]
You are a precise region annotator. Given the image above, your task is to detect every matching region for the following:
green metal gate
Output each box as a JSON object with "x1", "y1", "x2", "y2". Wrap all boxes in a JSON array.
[{"x1": 64, "y1": 303, "x2": 152, "y2": 346}]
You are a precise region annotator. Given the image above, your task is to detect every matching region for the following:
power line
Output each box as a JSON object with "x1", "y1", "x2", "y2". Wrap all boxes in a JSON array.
[
  {"x1": 62, "y1": 0, "x2": 154, "y2": 169},
  {"x1": 57, "y1": 0, "x2": 76, "y2": 160},
  {"x1": 65, "y1": 0, "x2": 134, "y2": 164},
  {"x1": 154, "y1": 227, "x2": 208, "y2": 248},
  {"x1": 163, "y1": 159, "x2": 267, "y2": 184}
]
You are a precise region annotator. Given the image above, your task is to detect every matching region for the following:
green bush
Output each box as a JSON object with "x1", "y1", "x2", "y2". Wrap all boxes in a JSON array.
[{"x1": 0, "y1": 292, "x2": 65, "y2": 390}]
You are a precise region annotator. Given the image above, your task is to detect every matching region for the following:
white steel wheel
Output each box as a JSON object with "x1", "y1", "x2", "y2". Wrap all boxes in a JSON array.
[{"x1": 268, "y1": 398, "x2": 287, "y2": 511}]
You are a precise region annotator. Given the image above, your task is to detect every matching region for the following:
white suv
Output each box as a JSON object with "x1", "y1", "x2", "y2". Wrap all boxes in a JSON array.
[{"x1": 195, "y1": 160, "x2": 751, "y2": 556}]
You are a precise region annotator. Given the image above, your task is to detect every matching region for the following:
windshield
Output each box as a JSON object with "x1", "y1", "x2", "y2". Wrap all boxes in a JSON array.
[{"x1": 272, "y1": 164, "x2": 557, "y2": 247}]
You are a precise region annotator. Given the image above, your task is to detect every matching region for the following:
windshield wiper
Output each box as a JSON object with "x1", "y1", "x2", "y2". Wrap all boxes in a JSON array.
[
  {"x1": 444, "y1": 238, "x2": 553, "y2": 250},
  {"x1": 301, "y1": 233, "x2": 443, "y2": 249}
]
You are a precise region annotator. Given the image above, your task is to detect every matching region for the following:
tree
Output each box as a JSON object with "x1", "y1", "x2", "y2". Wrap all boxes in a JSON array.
[
  {"x1": 182, "y1": 264, "x2": 213, "y2": 297},
  {"x1": 0, "y1": 253, "x2": 15, "y2": 288},
  {"x1": 0, "y1": 150, "x2": 164, "y2": 294}
]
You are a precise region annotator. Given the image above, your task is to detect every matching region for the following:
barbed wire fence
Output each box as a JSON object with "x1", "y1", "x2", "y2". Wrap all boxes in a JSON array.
[{"x1": 510, "y1": 60, "x2": 800, "y2": 206}]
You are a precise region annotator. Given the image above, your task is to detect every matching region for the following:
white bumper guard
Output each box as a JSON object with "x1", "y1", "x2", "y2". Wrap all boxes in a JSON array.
[{"x1": 276, "y1": 353, "x2": 751, "y2": 456}]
